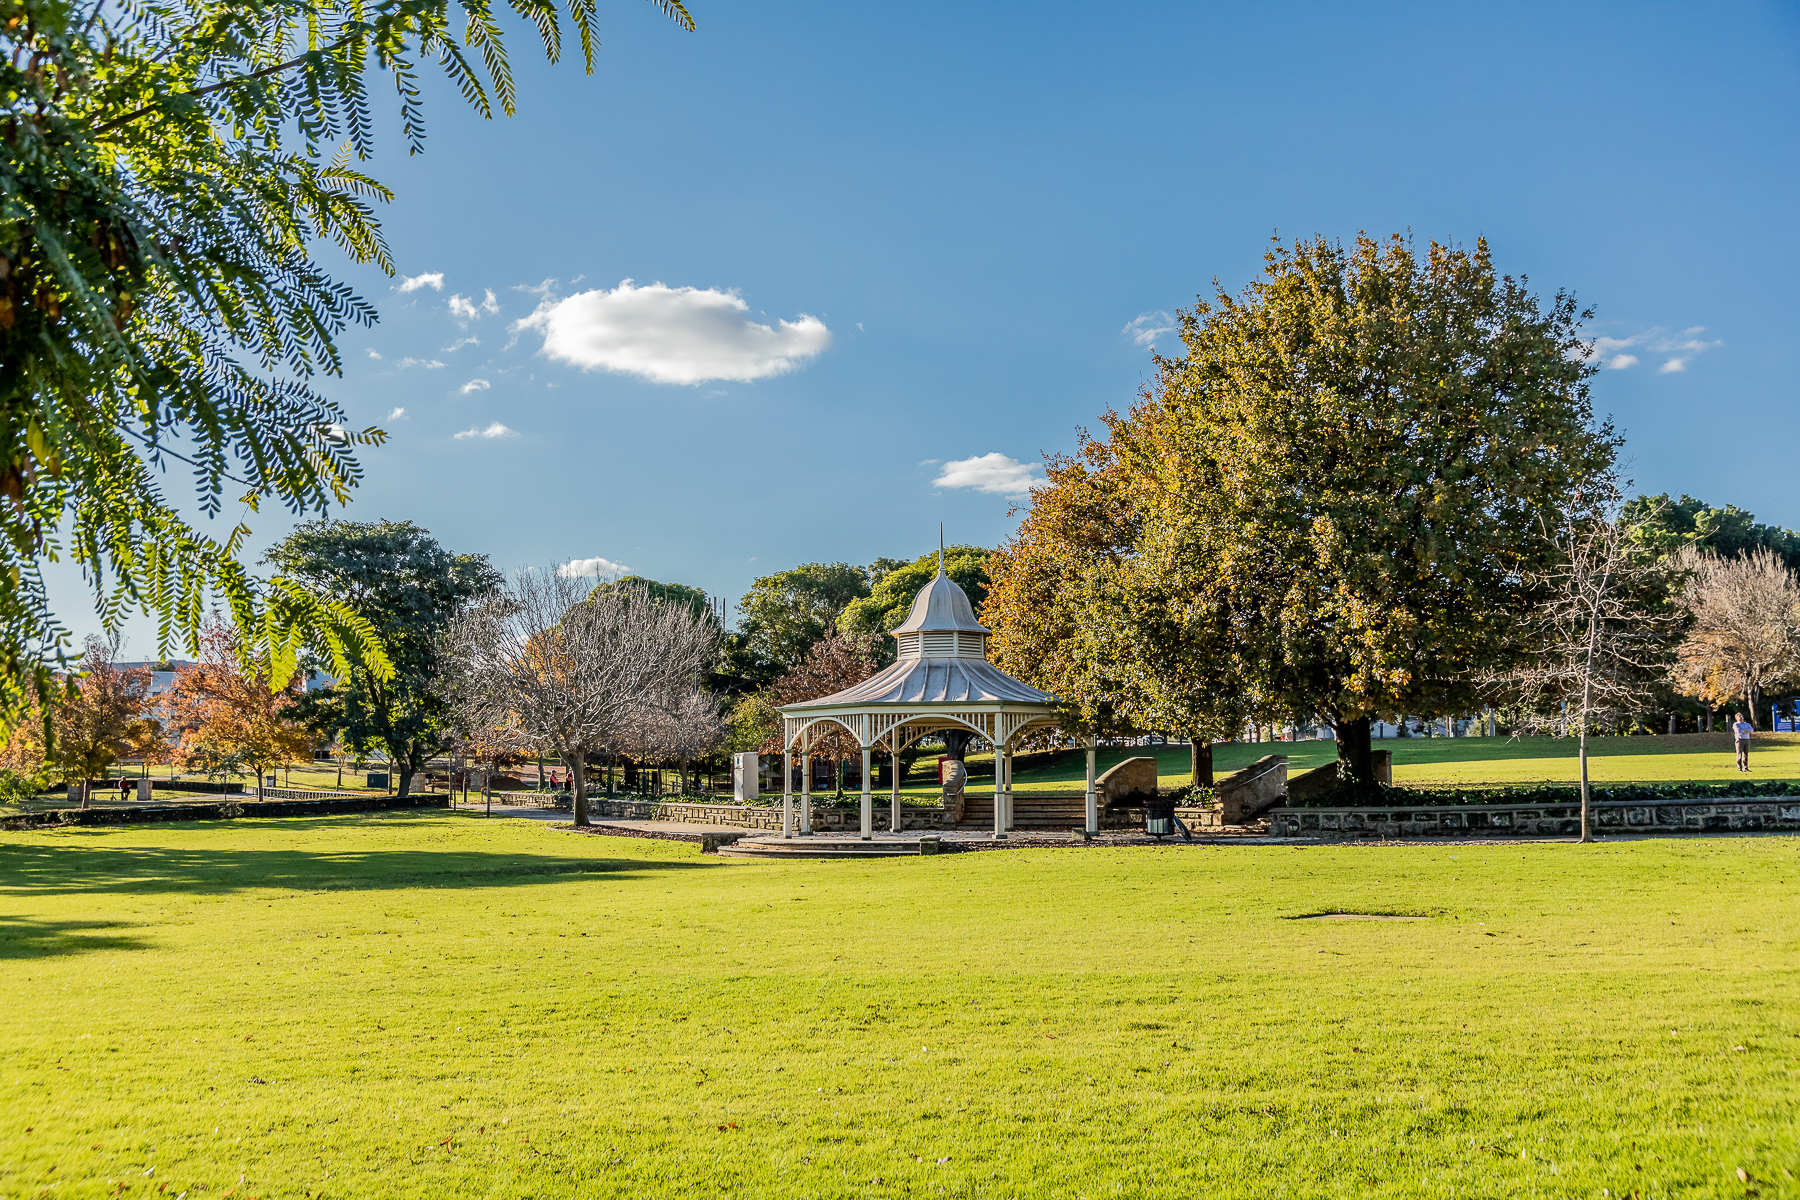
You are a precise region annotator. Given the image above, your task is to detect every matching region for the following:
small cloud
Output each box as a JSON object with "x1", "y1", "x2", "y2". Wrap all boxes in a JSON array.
[
  {"x1": 933, "y1": 452, "x2": 1041, "y2": 497},
  {"x1": 1583, "y1": 327, "x2": 1722, "y2": 368},
  {"x1": 366, "y1": 348, "x2": 382, "y2": 360},
  {"x1": 386, "y1": 407, "x2": 406, "y2": 421},
  {"x1": 444, "y1": 336, "x2": 481, "y2": 352},
  {"x1": 512, "y1": 279, "x2": 831, "y2": 385},
  {"x1": 318, "y1": 422, "x2": 348, "y2": 442},
  {"x1": 398, "y1": 272, "x2": 446, "y2": 293},
  {"x1": 460, "y1": 379, "x2": 491, "y2": 394},
  {"x1": 449, "y1": 290, "x2": 500, "y2": 321},
  {"x1": 453, "y1": 422, "x2": 516, "y2": 440},
  {"x1": 917, "y1": 458, "x2": 941, "y2": 466},
  {"x1": 556, "y1": 556, "x2": 631, "y2": 579},
  {"x1": 398, "y1": 357, "x2": 445, "y2": 370},
  {"x1": 1123, "y1": 310, "x2": 1175, "y2": 349}
]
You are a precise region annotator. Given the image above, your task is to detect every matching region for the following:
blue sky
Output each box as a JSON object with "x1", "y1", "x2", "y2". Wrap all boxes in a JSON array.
[{"x1": 60, "y1": 0, "x2": 1800, "y2": 651}]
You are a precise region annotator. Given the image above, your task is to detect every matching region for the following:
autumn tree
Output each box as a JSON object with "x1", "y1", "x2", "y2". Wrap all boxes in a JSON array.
[
  {"x1": 267, "y1": 519, "x2": 499, "y2": 797},
  {"x1": 165, "y1": 619, "x2": 315, "y2": 799},
  {"x1": 989, "y1": 234, "x2": 1616, "y2": 789},
  {"x1": 1673, "y1": 547, "x2": 1800, "y2": 728},
  {"x1": 0, "y1": 635, "x2": 164, "y2": 805},
  {"x1": 758, "y1": 632, "x2": 881, "y2": 795},
  {"x1": 1625, "y1": 494, "x2": 1800, "y2": 572}
]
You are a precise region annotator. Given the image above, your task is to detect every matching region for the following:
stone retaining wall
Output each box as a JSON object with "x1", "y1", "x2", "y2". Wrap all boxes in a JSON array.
[{"x1": 1270, "y1": 798, "x2": 1800, "y2": 838}]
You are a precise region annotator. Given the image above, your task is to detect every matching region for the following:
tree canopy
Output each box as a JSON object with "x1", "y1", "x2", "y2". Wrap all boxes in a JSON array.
[
  {"x1": 1625, "y1": 494, "x2": 1800, "y2": 572},
  {"x1": 0, "y1": 0, "x2": 691, "y2": 725},
  {"x1": 265, "y1": 518, "x2": 498, "y2": 796},
  {"x1": 988, "y1": 234, "x2": 1617, "y2": 783},
  {"x1": 733, "y1": 562, "x2": 871, "y2": 679}
]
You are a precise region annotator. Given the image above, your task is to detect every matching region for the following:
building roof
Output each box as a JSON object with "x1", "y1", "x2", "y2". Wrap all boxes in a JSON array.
[
  {"x1": 783, "y1": 654, "x2": 1056, "y2": 710},
  {"x1": 891, "y1": 563, "x2": 991, "y2": 635}
]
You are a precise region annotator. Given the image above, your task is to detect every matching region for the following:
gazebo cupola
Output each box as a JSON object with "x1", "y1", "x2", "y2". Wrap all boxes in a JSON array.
[{"x1": 891, "y1": 562, "x2": 990, "y2": 661}]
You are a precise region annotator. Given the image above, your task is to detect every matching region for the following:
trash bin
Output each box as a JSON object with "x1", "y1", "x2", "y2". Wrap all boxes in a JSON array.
[{"x1": 1143, "y1": 795, "x2": 1177, "y2": 839}]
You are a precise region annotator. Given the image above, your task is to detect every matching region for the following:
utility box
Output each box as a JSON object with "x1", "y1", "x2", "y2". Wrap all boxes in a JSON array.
[
  {"x1": 366, "y1": 772, "x2": 389, "y2": 790},
  {"x1": 732, "y1": 752, "x2": 760, "y2": 804}
]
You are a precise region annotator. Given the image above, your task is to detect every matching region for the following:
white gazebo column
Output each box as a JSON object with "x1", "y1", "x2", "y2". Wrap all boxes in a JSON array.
[
  {"x1": 860, "y1": 745, "x2": 873, "y2": 840},
  {"x1": 782, "y1": 749, "x2": 794, "y2": 839},
  {"x1": 992, "y1": 741, "x2": 1006, "y2": 840},
  {"x1": 889, "y1": 739, "x2": 901, "y2": 833},
  {"x1": 1002, "y1": 744, "x2": 1014, "y2": 832},
  {"x1": 1084, "y1": 737, "x2": 1098, "y2": 835},
  {"x1": 801, "y1": 750, "x2": 813, "y2": 835}
]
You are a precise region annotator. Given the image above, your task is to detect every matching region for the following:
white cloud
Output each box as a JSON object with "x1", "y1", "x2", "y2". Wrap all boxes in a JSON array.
[
  {"x1": 444, "y1": 337, "x2": 480, "y2": 352},
  {"x1": 557, "y1": 557, "x2": 631, "y2": 579},
  {"x1": 398, "y1": 357, "x2": 445, "y2": 370},
  {"x1": 1123, "y1": 310, "x2": 1175, "y2": 349},
  {"x1": 318, "y1": 422, "x2": 348, "y2": 442},
  {"x1": 366, "y1": 348, "x2": 382, "y2": 360},
  {"x1": 513, "y1": 279, "x2": 832, "y2": 385},
  {"x1": 398, "y1": 272, "x2": 445, "y2": 293},
  {"x1": 933, "y1": 452, "x2": 1041, "y2": 497},
  {"x1": 386, "y1": 407, "x2": 406, "y2": 421},
  {"x1": 449, "y1": 290, "x2": 499, "y2": 321},
  {"x1": 1582, "y1": 327, "x2": 1722, "y2": 370},
  {"x1": 460, "y1": 378, "x2": 491, "y2": 394},
  {"x1": 453, "y1": 422, "x2": 516, "y2": 440},
  {"x1": 917, "y1": 458, "x2": 941, "y2": 466}
]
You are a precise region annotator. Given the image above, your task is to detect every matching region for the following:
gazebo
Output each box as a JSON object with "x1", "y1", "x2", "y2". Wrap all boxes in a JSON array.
[{"x1": 776, "y1": 549, "x2": 1093, "y2": 840}]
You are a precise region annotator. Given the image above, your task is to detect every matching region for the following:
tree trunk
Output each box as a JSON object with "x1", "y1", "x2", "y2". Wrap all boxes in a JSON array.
[
  {"x1": 572, "y1": 756, "x2": 589, "y2": 827},
  {"x1": 942, "y1": 730, "x2": 973, "y2": 761},
  {"x1": 1190, "y1": 739, "x2": 1213, "y2": 788},
  {"x1": 396, "y1": 768, "x2": 413, "y2": 798},
  {"x1": 1334, "y1": 716, "x2": 1375, "y2": 789}
]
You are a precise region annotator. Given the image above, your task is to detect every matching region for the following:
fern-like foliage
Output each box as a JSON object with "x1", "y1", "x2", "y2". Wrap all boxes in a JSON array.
[{"x1": 0, "y1": 0, "x2": 694, "y2": 724}]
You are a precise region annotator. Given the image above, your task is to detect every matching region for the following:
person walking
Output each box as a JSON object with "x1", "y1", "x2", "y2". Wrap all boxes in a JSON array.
[{"x1": 1732, "y1": 712, "x2": 1753, "y2": 771}]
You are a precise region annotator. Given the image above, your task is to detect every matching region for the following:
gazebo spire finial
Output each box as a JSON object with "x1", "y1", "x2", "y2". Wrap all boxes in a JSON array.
[{"x1": 938, "y1": 523, "x2": 944, "y2": 575}]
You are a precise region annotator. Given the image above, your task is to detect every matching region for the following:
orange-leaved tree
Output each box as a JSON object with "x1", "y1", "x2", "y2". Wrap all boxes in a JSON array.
[
  {"x1": 165, "y1": 618, "x2": 315, "y2": 799},
  {"x1": 0, "y1": 635, "x2": 165, "y2": 805}
]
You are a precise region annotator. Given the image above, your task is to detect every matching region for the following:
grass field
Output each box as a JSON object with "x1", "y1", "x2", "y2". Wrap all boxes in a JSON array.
[
  {"x1": 1, "y1": 812, "x2": 1795, "y2": 1198},
  {"x1": 984, "y1": 733, "x2": 1800, "y2": 795}
]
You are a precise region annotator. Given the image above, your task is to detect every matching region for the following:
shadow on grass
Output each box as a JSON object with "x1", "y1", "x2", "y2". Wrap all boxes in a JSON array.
[
  {"x1": 0, "y1": 915, "x2": 149, "y2": 959},
  {"x1": 0, "y1": 827, "x2": 714, "y2": 899}
]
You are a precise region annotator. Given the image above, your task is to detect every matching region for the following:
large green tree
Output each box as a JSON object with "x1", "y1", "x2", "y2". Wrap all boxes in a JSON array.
[
  {"x1": 1624, "y1": 494, "x2": 1800, "y2": 571},
  {"x1": 733, "y1": 562, "x2": 871, "y2": 679},
  {"x1": 266, "y1": 519, "x2": 498, "y2": 797},
  {"x1": 0, "y1": 0, "x2": 691, "y2": 725},
  {"x1": 992, "y1": 234, "x2": 1616, "y2": 789}
]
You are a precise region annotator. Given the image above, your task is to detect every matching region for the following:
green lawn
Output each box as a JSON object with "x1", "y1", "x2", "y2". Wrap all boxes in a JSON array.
[
  {"x1": 1, "y1": 813, "x2": 1796, "y2": 1198},
  {"x1": 973, "y1": 733, "x2": 1800, "y2": 795}
]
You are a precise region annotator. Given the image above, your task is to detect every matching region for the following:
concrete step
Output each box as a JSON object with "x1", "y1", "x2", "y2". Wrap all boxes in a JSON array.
[{"x1": 716, "y1": 835, "x2": 931, "y2": 860}]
